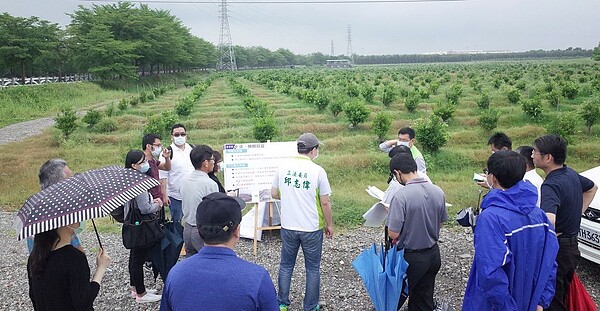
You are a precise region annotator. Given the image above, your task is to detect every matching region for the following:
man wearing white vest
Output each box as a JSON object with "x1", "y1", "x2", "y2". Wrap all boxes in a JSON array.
[{"x1": 272, "y1": 133, "x2": 333, "y2": 311}]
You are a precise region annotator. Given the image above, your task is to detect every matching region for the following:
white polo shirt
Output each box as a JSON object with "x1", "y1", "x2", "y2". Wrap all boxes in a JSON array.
[
  {"x1": 159, "y1": 143, "x2": 194, "y2": 200},
  {"x1": 272, "y1": 155, "x2": 332, "y2": 232},
  {"x1": 524, "y1": 169, "x2": 544, "y2": 207}
]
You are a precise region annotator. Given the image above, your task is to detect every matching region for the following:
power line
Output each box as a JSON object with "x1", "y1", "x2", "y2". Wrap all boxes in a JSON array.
[{"x1": 81, "y1": 0, "x2": 468, "y2": 5}]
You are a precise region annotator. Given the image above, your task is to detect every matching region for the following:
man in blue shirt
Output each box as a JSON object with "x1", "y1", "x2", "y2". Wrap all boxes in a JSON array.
[
  {"x1": 532, "y1": 134, "x2": 597, "y2": 311},
  {"x1": 160, "y1": 192, "x2": 279, "y2": 311}
]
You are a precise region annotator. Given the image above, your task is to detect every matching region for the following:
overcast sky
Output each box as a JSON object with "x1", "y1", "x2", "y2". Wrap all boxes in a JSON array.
[{"x1": 2, "y1": 0, "x2": 599, "y2": 55}]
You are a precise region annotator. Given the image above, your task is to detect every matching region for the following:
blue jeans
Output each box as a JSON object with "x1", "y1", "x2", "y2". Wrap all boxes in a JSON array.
[
  {"x1": 278, "y1": 228, "x2": 323, "y2": 311},
  {"x1": 169, "y1": 197, "x2": 183, "y2": 224}
]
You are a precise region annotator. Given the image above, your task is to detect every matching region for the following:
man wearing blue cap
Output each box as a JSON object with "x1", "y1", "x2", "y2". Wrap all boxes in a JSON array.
[{"x1": 160, "y1": 192, "x2": 279, "y2": 311}]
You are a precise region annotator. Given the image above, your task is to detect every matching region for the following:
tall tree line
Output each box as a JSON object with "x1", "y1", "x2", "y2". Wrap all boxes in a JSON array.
[{"x1": 0, "y1": 4, "x2": 217, "y2": 82}]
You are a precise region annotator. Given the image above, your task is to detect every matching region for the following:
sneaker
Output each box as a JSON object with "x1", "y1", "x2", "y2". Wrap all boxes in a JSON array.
[
  {"x1": 135, "y1": 292, "x2": 162, "y2": 303},
  {"x1": 130, "y1": 288, "x2": 158, "y2": 299},
  {"x1": 279, "y1": 304, "x2": 288, "y2": 311}
]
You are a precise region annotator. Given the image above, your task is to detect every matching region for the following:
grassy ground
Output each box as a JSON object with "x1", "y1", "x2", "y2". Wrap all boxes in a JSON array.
[
  {"x1": 1, "y1": 60, "x2": 599, "y2": 231},
  {"x1": 0, "y1": 73, "x2": 204, "y2": 127}
]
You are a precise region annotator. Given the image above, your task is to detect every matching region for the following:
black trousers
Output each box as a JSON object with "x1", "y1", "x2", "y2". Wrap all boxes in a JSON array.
[
  {"x1": 129, "y1": 246, "x2": 151, "y2": 295},
  {"x1": 545, "y1": 241, "x2": 580, "y2": 311},
  {"x1": 403, "y1": 243, "x2": 441, "y2": 311}
]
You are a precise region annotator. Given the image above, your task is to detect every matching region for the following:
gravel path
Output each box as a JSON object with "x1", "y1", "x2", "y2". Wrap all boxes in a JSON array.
[
  {"x1": 2, "y1": 211, "x2": 598, "y2": 310},
  {"x1": 0, "y1": 118, "x2": 55, "y2": 146}
]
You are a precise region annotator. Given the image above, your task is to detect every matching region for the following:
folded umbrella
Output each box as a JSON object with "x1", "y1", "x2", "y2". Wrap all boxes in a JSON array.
[
  {"x1": 148, "y1": 218, "x2": 184, "y2": 281},
  {"x1": 353, "y1": 243, "x2": 409, "y2": 311},
  {"x1": 15, "y1": 165, "x2": 160, "y2": 247}
]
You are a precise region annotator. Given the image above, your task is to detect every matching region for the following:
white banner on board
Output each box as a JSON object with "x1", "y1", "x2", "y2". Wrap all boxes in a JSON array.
[{"x1": 223, "y1": 141, "x2": 298, "y2": 202}]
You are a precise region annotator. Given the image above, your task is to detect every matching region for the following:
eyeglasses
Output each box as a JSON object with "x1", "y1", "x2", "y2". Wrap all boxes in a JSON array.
[
  {"x1": 152, "y1": 143, "x2": 162, "y2": 148},
  {"x1": 172, "y1": 133, "x2": 186, "y2": 137}
]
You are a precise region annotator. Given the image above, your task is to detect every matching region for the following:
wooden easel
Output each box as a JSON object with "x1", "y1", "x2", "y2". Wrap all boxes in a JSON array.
[{"x1": 253, "y1": 200, "x2": 280, "y2": 255}]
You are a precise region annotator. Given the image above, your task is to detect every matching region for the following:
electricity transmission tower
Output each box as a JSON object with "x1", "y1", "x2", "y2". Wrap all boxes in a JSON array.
[
  {"x1": 346, "y1": 25, "x2": 353, "y2": 64},
  {"x1": 330, "y1": 40, "x2": 335, "y2": 56},
  {"x1": 218, "y1": 0, "x2": 237, "y2": 71}
]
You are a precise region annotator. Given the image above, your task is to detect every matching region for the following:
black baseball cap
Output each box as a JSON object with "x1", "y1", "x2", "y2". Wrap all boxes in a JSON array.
[{"x1": 196, "y1": 192, "x2": 246, "y2": 238}]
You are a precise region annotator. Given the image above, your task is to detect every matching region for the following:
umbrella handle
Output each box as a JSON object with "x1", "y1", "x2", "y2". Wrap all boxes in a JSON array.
[{"x1": 91, "y1": 219, "x2": 103, "y2": 249}]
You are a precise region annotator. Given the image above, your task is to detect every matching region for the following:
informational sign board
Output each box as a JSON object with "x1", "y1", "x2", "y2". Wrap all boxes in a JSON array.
[{"x1": 223, "y1": 141, "x2": 298, "y2": 202}]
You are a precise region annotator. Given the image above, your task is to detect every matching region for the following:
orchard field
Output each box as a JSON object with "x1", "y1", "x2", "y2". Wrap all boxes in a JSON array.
[{"x1": 1, "y1": 58, "x2": 600, "y2": 230}]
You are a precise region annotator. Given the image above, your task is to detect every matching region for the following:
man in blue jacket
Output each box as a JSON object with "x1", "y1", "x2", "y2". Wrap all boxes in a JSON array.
[{"x1": 462, "y1": 150, "x2": 559, "y2": 311}]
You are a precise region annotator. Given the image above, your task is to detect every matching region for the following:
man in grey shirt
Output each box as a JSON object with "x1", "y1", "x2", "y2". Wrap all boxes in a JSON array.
[
  {"x1": 179, "y1": 145, "x2": 218, "y2": 257},
  {"x1": 387, "y1": 153, "x2": 447, "y2": 311}
]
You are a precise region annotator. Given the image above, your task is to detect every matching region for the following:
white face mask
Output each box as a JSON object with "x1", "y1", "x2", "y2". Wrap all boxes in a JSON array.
[
  {"x1": 313, "y1": 148, "x2": 319, "y2": 160},
  {"x1": 397, "y1": 141, "x2": 410, "y2": 148},
  {"x1": 174, "y1": 136, "x2": 186, "y2": 146},
  {"x1": 151, "y1": 146, "x2": 162, "y2": 158}
]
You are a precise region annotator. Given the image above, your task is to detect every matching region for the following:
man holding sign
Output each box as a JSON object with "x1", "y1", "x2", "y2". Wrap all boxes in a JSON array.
[{"x1": 271, "y1": 133, "x2": 333, "y2": 311}]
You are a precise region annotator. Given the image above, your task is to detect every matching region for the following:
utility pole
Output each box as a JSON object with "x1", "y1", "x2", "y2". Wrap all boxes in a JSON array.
[
  {"x1": 218, "y1": 0, "x2": 237, "y2": 71},
  {"x1": 346, "y1": 25, "x2": 354, "y2": 64},
  {"x1": 330, "y1": 40, "x2": 335, "y2": 56}
]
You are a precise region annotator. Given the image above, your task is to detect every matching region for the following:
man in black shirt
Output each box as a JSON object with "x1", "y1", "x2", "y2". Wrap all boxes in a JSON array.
[{"x1": 532, "y1": 134, "x2": 597, "y2": 311}]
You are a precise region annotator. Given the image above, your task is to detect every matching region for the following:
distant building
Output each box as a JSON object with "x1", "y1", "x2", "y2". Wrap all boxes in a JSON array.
[{"x1": 326, "y1": 59, "x2": 352, "y2": 68}]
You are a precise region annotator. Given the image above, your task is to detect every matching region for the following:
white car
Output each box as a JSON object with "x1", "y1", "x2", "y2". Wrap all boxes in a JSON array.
[{"x1": 578, "y1": 166, "x2": 600, "y2": 265}]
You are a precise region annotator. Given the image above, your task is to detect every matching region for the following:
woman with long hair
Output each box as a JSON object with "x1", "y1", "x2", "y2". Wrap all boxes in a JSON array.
[
  {"x1": 27, "y1": 224, "x2": 111, "y2": 310},
  {"x1": 124, "y1": 150, "x2": 163, "y2": 303}
]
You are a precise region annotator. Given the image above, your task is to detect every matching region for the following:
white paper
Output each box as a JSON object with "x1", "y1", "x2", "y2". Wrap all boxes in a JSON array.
[
  {"x1": 362, "y1": 202, "x2": 389, "y2": 227},
  {"x1": 366, "y1": 186, "x2": 385, "y2": 201},
  {"x1": 473, "y1": 173, "x2": 485, "y2": 182}
]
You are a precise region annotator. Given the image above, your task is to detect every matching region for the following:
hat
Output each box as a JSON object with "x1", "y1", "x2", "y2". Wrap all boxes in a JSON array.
[
  {"x1": 196, "y1": 193, "x2": 246, "y2": 236},
  {"x1": 297, "y1": 133, "x2": 321, "y2": 150}
]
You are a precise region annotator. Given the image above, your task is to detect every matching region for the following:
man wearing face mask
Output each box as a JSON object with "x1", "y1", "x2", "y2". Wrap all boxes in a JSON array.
[
  {"x1": 387, "y1": 153, "x2": 447, "y2": 311},
  {"x1": 379, "y1": 127, "x2": 426, "y2": 175},
  {"x1": 159, "y1": 124, "x2": 194, "y2": 227},
  {"x1": 142, "y1": 134, "x2": 171, "y2": 203}
]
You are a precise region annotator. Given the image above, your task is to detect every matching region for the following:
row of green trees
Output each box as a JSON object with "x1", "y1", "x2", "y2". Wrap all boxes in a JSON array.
[
  {"x1": 354, "y1": 47, "x2": 596, "y2": 65},
  {"x1": 0, "y1": 4, "x2": 216, "y2": 82}
]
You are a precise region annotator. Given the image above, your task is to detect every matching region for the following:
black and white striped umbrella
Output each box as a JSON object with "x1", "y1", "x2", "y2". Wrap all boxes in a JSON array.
[{"x1": 15, "y1": 165, "x2": 160, "y2": 241}]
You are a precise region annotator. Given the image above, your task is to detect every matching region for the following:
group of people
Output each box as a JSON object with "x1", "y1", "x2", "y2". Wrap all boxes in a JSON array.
[
  {"x1": 25, "y1": 123, "x2": 597, "y2": 311},
  {"x1": 26, "y1": 125, "x2": 332, "y2": 311},
  {"x1": 380, "y1": 128, "x2": 597, "y2": 311}
]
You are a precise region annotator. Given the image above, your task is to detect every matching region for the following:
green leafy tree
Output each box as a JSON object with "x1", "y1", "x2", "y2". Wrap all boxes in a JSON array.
[
  {"x1": 404, "y1": 92, "x2": 420, "y2": 112},
  {"x1": 82, "y1": 109, "x2": 103, "y2": 128},
  {"x1": 381, "y1": 84, "x2": 397, "y2": 107},
  {"x1": 360, "y1": 85, "x2": 376, "y2": 103},
  {"x1": 479, "y1": 109, "x2": 500, "y2": 132},
  {"x1": 55, "y1": 107, "x2": 78, "y2": 139},
  {"x1": 433, "y1": 102, "x2": 456, "y2": 122},
  {"x1": 521, "y1": 97, "x2": 544, "y2": 120},
  {"x1": 580, "y1": 98, "x2": 600, "y2": 132},
  {"x1": 593, "y1": 42, "x2": 600, "y2": 61},
  {"x1": 253, "y1": 116, "x2": 278, "y2": 142},
  {"x1": 545, "y1": 112, "x2": 580, "y2": 144},
  {"x1": 329, "y1": 100, "x2": 343, "y2": 117},
  {"x1": 0, "y1": 13, "x2": 61, "y2": 84},
  {"x1": 414, "y1": 115, "x2": 448, "y2": 152},
  {"x1": 344, "y1": 100, "x2": 370, "y2": 128},
  {"x1": 476, "y1": 92, "x2": 491, "y2": 109},
  {"x1": 506, "y1": 87, "x2": 521, "y2": 104},
  {"x1": 561, "y1": 82, "x2": 579, "y2": 100},
  {"x1": 372, "y1": 112, "x2": 392, "y2": 141}
]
